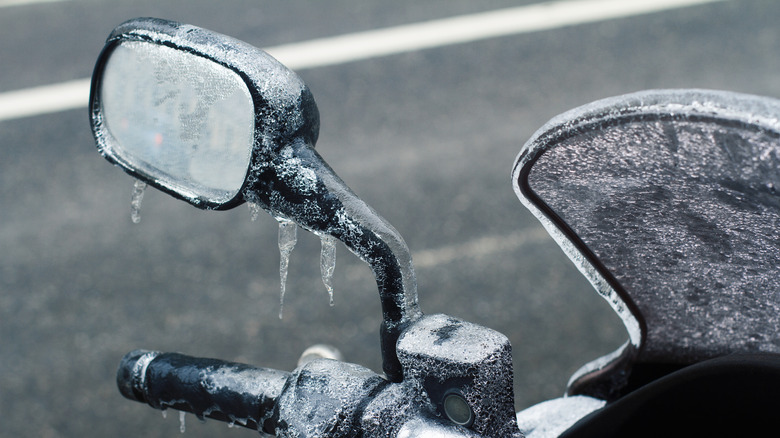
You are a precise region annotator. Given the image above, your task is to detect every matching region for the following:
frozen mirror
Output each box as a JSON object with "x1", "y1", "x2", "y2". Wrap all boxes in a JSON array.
[
  {"x1": 97, "y1": 40, "x2": 255, "y2": 205},
  {"x1": 92, "y1": 18, "x2": 418, "y2": 381}
]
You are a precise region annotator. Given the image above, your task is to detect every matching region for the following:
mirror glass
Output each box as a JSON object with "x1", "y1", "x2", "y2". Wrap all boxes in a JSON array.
[{"x1": 100, "y1": 40, "x2": 255, "y2": 204}]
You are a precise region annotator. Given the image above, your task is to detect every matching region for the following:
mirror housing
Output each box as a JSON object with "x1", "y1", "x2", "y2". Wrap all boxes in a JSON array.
[{"x1": 90, "y1": 17, "x2": 319, "y2": 210}]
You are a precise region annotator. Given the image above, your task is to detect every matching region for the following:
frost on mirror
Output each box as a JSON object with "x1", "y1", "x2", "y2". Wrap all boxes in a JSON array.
[{"x1": 100, "y1": 40, "x2": 255, "y2": 204}]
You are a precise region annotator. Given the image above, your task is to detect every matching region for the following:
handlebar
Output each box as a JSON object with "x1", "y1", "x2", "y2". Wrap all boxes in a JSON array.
[
  {"x1": 116, "y1": 315, "x2": 521, "y2": 436},
  {"x1": 117, "y1": 350, "x2": 289, "y2": 433},
  {"x1": 116, "y1": 341, "x2": 517, "y2": 437}
]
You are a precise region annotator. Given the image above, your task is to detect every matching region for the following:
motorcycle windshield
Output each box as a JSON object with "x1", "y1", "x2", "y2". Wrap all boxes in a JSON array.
[{"x1": 513, "y1": 89, "x2": 780, "y2": 369}]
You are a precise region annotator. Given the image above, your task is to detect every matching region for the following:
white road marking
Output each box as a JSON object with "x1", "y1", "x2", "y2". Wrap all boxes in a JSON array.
[
  {"x1": 267, "y1": 0, "x2": 727, "y2": 70},
  {"x1": 413, "y1": 228, "x2": 551, "y2": 268},
  {"x1": 0, "y1": 0, "x2": 727, "y2": 122},
  {"x1": 0, "y1": 0, "x2": 64, "y2": 8},
  {"x1": 0, "y1": 78, "x2": 91, "y2": 121}
]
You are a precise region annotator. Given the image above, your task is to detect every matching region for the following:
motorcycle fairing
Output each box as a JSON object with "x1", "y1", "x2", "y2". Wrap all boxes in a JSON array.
[{"x1": 512, "y1": 89, "x2": 780, "y2": 399}]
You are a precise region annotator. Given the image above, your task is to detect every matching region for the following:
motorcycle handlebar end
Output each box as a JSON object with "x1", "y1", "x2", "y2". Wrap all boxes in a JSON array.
[{"x1": 117, "y1": 349, "x2": 160, "y2": 403}]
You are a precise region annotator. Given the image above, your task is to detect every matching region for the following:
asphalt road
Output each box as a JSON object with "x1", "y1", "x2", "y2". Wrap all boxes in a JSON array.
[{"x1": 1, "y1": 0, "x2": 779, "y2": 436}]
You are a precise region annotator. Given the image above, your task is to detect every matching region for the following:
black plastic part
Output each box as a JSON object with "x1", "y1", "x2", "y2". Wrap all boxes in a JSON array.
[
  {"x1": 560, "y1": 353, "x2": 780, "y2": 437},
  {"x1": 117, "y1": 350, "x2": 290, "y2": 431},
  {"x1": 380, "y1": 321, "x2": 408, "y2": 382}
]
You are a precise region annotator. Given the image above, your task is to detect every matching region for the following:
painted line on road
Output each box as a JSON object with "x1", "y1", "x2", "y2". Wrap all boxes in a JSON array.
[
  {"x1": 267, "y1": 0, "x2": 726, "y2": 70},
  {"x1": 0, "y1": 0, "x2": 65, "y2": 8},
  {"x1": 412, "y1": 228, "x2": 551, "y2": 268},
  {"x1": 0, "y1": 78, "x2": 91, "y2": 122},
  {"x1": 0, "y1": 0, "x2": 727, "y2": 122}
]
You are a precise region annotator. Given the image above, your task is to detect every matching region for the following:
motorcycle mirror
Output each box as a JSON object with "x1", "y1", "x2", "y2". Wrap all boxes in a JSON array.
[
  {"x1": 94, "y1": 38, "x2": 254, "y2": 206},
  {"x1": 90, "y1": 17, "x2": 318, "y2": 210},
  {"x1": 90, "y1": 18, "x2": 421, "y2": 381}
]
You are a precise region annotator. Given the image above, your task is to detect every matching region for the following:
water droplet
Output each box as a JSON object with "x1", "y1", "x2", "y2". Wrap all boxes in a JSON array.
[
  {"x1": 247, "y1": 202, "x2": 262, "y2": 221},
  {"x1": 320, "y1": 235, "x2": 337, "y2": 306},
  {"x1": 277, "y1": 218, "x2": 298, "y2": 319},
  {"x1": 179, "y1": 411, "x2": 186, "y2": 433},
  {"x1": 130, "y1": 180, "x2": 147, "y2": 224}
]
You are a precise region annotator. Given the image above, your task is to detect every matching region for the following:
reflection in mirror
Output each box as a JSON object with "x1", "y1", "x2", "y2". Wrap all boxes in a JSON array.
[{"x1": 100, "y1": 40, "x2": 255, "y2": 204}]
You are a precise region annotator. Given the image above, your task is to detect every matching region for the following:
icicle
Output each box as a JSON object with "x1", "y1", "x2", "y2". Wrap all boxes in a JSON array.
[
  {"x1": 277, "y1": 218, "x2": 298, "y2": 319},
  {"x1": 179, "y1": 411, "x2": 186, "y2": 433},
  {"x1": 130, "y1": 180, "x2": 147, "y2": 224},
  {"x1": 320, "y1": 235, "x2": 337, "y2": 306},
  {"x1": 247, "y1": 202, "x2": 262, "y2": 221}
]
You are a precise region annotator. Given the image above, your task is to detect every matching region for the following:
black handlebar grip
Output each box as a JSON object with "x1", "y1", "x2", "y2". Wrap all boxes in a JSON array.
[{"x1": 117, "y1": 349, "x2": 290, "y2": 432}]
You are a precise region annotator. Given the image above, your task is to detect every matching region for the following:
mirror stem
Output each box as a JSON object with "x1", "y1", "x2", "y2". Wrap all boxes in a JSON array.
[{"x1": 246, "y1": 138, "x2": 422, "y2": 381}]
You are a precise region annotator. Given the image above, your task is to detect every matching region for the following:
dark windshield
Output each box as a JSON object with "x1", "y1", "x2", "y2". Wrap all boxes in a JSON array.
[{"x1": 515, "y1": 90, "x2": 780, "y2": 364}]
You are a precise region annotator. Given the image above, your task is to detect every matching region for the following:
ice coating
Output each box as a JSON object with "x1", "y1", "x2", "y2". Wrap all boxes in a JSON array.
[
  {"x1": 117, "y1": 350, "x2": 290, "y2": 433},
  {"x1": 275, "y1": 359, "x2": 389, "y2": 437},
  {"x1": 179, "y1": 411, "x2": 186, "y2": 433},
  {"x1": 515, "y1": 396, "x2": 605, "y2": 438},
  {"x1": 530, "y1": 116, "x2": 780, "y2": 361},
  {"x1": 274, "y1": 351, "x2": 520, "y2": 437},
  {"x1": 243, "y1": 139, "x2": 422, "y2": 379},
  {"x1": 513, "y1": 89, "x2": 780, "y2": 394},
  {"x1": 277, "y1": 218, "x2": 298, "y2": 319},
  {"x1": 393, "y1": 314, "x2": 522, "y2": 437},
  {"x1": 130, "y1": 179, "x2": 147, "y2": 224},
  {"x1": 92, "y1": 17, "x2": 319, "y2": 210},
  {"x1": 96, "y1": 20, "x2": 421, "y2": 368},
  {"x1": 320, "y1": 234, "x2": 337, "y2": 306},
  {"x1": 102, "y1": 18, "x2": 318, "y2": 156},
  {"x1": 247, "y1": 202, "x2": 262, "y2": 221},
  {"x1": 397, "y1": 314, "x2": 510, "y2": 363},
  {"x1": 116, "y1": 317, "x2": 524, "y2": 436},
  {"x1": 243, "y1": 137, "x2": 421, "y2": 323}
]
